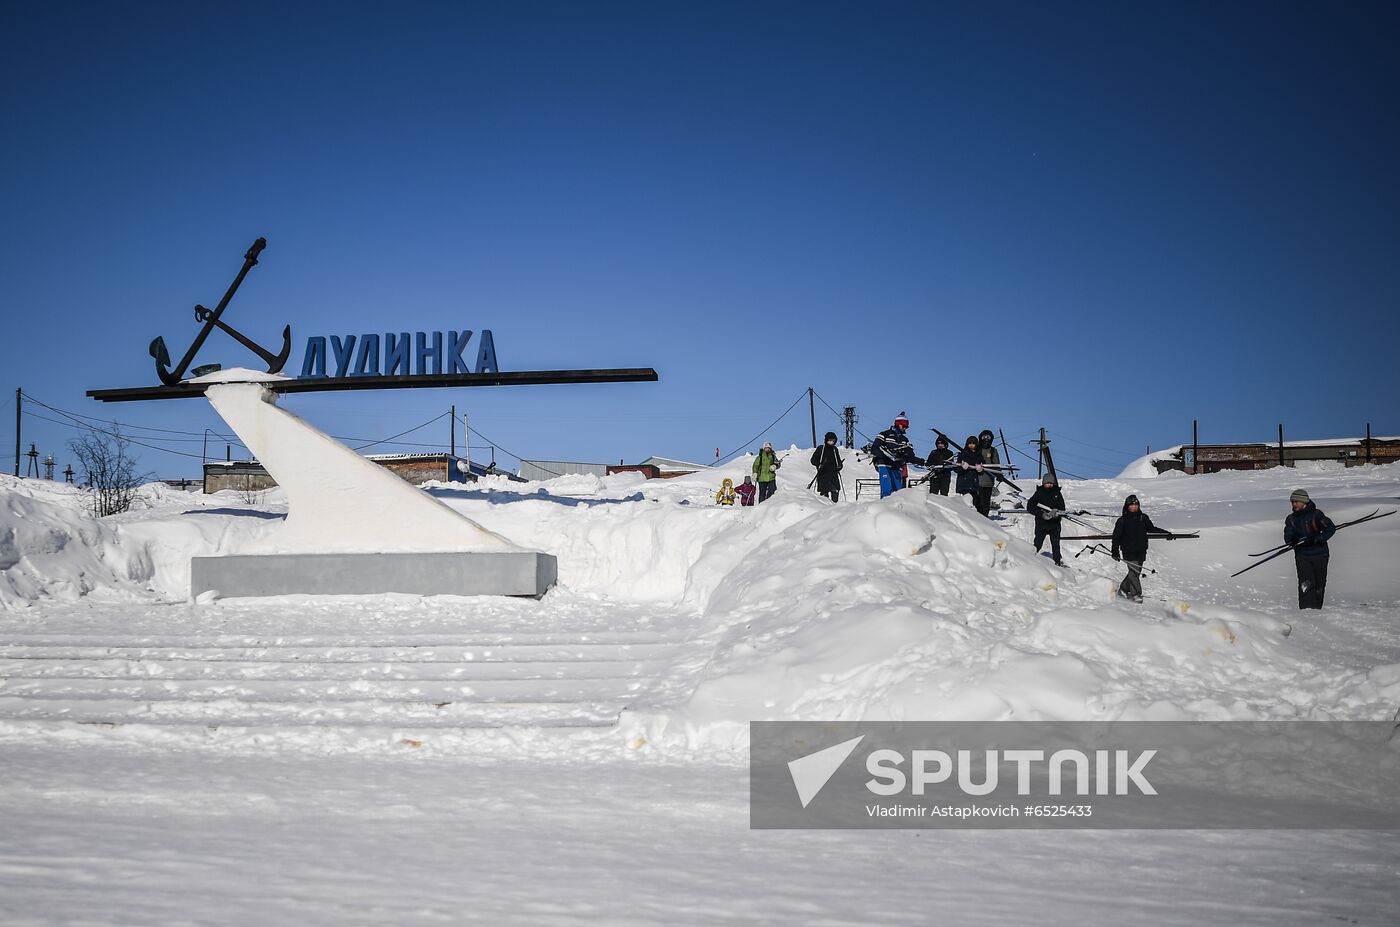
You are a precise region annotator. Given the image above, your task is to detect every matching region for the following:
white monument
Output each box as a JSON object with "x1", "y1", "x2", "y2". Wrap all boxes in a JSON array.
[{"x1": 189, "y1": 370, "x2": 556, "y2": 598}]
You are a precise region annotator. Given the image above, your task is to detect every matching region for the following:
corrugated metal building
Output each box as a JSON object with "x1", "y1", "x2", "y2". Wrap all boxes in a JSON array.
[{"x1": 517, "y1": 459, "x2": 611, "y2": 481}]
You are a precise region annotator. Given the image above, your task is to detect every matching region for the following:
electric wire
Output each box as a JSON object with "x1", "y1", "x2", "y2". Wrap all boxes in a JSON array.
[{"x1": 711, "y1": 390, "x2": 810, "y2": 466}]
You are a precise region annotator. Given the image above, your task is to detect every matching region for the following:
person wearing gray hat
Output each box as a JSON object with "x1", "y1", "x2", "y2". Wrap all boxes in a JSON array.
[{"x1": 1284, "y1": 489, "x2": 1336, "y2": 609}]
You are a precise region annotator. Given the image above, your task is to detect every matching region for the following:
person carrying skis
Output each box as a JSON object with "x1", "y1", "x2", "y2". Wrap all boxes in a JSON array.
[
  {"x1": 925, "y1": 434, "x2": 953, "y2": 496},
  {"x1": 974, "y1": 429, "x2": 1000, "y2": 516},
  {"x1": 871, "y1": 412, "x2": 918, "y2": 497},
  {"x1": 1110, "y1": 493, "x2": 1160, "y2": 602},
  {"x1": 753, "y1": 442, "x2": 781, "y2": 503},
  {"x1": 1284, "y1": 488, "x2": 1336, "y2": 609},
  {"x1": 810, "y1": 431, "x2": 844, "y2": 503},
  {"x1": 955, "y1": 435, "x2": 984, "y2": 510},
  {"x1": 735, "y1": 475, "x2": 757, "y2": 507},
  {"x1": 1025, "y1": 472, "x2": 1065, "y2": 566},
  {"x1": 715, "y1": 478, "x2": 737, "y2": 506}
]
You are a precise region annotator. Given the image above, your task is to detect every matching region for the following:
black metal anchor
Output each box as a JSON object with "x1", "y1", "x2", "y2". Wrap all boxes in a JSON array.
[{"x1": 148, "y1": 237, "x2": 292, "y2": 386}]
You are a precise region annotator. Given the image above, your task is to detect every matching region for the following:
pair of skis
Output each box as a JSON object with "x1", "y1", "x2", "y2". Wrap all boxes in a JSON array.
[{"x1": 1230, "y1": 508, "x2": 1395, "y2": 577}]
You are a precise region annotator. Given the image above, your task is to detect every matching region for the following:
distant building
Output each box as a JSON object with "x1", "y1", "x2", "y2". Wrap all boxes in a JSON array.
[
  {"x1": 202, "y1": 453, "x2": 516, "y2": 493},
  {"x1": 1154, "y1": 436, "x2": 1400, "y2": 474},
  {"x1": 517, "y1": 459, "x2": 610, "y2": 481}
]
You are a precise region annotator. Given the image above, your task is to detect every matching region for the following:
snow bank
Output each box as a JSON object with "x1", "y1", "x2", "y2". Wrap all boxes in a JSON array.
[
  {"x1": 1117, "y1": 445, "x2": 1183, "y2": 480},
  {"x1": 0, "y1": 476, "x2": 154, "y2": 607}
]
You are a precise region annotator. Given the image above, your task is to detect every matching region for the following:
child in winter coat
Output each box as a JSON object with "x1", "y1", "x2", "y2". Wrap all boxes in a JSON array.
[
  {"x1": 715, "y1": 478, "x2": 737, "y2": 506},
  {"x1": 735, "y1": 476, "x2": 758, "y2": 507}
]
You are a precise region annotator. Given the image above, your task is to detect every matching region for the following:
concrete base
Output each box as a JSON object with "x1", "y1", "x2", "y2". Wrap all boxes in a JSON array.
[{"x1": 191, "y1": 551, "x2": 557, "y2": 599}]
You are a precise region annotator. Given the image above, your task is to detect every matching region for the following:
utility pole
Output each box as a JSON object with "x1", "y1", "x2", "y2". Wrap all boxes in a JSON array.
[
  {"x1": 450, "y1": 404, "x2": 455, "y2": 457},
  {"x1": 842, "y1": 406, "x2": 857, "y2": 449},
  {"x1": 43, "y1": 454, "x2": 54, "y2": 480},
  {"x1": 25, "y1": 443, "x2": 40, "y2": 478},
  {"x1": 14, "y1": 388, "x2": 20, "y2": 477},
  {"x1": 1032, "y1": 428, "x2": 1057, "y2": 481},
  {"x1": 1366, "y1": 422, "x2": 1372, "y2": 464},
  {"x1": 1278, "y1": 424, "x2": 1285, "y2": 469},
  {"x1": 808, "y1": 388, "x2": 816, "y2": 448},
  {"x1": 63, "y1": 464, "x2": 74, "y2": 483},
  {"x1": 1193, "y1": 419, "x2": 1199, "y2": 475}
]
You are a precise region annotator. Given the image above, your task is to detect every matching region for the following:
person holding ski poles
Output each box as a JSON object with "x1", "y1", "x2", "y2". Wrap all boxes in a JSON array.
[
  {"x1": 955, "y1": 435, "x2": 984, "y2": 511},
  {"x1": 1025, "y1": 472, "x2": 1065, "y2": 566},
  {"x1": 753, "y1": 442, "x2": 781, "y2": 503},
  {"x1": 974, "y1": 429, "x2": 1000, "y2": 516},
  {"x1": 925, "y1": 434, "x2": 953, "y2": 496},
  {"x1": 810, "y1": 431, "x2": 844, "y2": 502},
  {"x1": 872, "y1": 412, "x2": 918, "y2": 497},
  {"x1": 1110, "y1": 494, "x2": 1161, "y2": 602},
  {"x1": 1284, "y1": 489, "x2": 1336, "y2": 609}
]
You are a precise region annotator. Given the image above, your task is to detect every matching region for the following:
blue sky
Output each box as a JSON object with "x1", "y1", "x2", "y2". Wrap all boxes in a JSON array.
[{"x1": 3, "y1": 1, "x2": 1397, "y2": 479}]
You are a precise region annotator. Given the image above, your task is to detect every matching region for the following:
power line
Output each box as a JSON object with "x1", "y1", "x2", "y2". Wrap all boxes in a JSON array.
[
  {"x1": 461, "y1": 420, "x2": 568, "y2": 477},
  {"x1": 1048, "y1": 430, "x2": 1138, "y2": 460},
  {"x1": 810, "y1": 389, "x2": 873, "y2": 444},
  {"x1": 712, "y1": 390, "x2": 810, "y2": 466},
  {"x1": 351, "y1": 412, "x2": 449, "y2": 451}
]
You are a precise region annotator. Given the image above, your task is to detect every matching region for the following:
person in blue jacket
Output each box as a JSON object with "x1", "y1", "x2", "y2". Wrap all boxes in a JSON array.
[
  {"x1": 1284, "y1": 488, "x2": 1337, "y2": 609},
  {"x1": 871, "y1": 412, "x2": 918, "y2": 497}
]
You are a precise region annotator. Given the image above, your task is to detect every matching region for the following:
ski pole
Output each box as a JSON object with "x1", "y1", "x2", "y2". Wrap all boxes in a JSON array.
[
  {"x1": 1232, "y1": 509, "x2": 1394, "y2": 577},
  {"x1": 1246, "y1": 508, "x2": 1388, "y2": 557}
]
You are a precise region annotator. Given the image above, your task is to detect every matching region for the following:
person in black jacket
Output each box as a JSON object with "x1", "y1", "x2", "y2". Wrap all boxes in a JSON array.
[
  {"x1": 1283, "y1": 488, "x2": 1337, "y2": 609},
  {"x1": 954, "y1": 435, "x2": 984, "y2": 510},
  {"x1": 1024, "y1": 473, "x2": 1065, "y2": 565},
  {"x1": 925, "y1": 435, "x2": 953, "y2": 495},
  {"x1": 1110, "y1": 494, "x2": 1160, "y2": 601},
  {"x1": 810, "y1": 431, "x2": 844, "y2": 502}
]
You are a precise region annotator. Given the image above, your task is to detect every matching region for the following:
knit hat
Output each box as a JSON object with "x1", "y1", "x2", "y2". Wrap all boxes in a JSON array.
[
  {"x1": 1290, "y1": 488, "x2": 1310, "y2": 504},
  {"x1": 762, "y1": 441, "x2": 773, "y2": 450},
  {"x1": 824, "y1": 431, "x2": 838, "y2": 443},
  {"x1": 1042, "y1": 473, "x2": 1057, "y2": 487},
  {"x1": 893, "y1": 412, "x2": 909, "y2": 428},
  {"x1": 1125, "y1": 494, "x2": 1139, "y2": 506}
]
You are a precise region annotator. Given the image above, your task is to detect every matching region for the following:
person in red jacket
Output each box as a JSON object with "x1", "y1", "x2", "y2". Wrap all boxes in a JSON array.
[{"x1": 735, "y1": 475, "x2": 758, "y2": 507}]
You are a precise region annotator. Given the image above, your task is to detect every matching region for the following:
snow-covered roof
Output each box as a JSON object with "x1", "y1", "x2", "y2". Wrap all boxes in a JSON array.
[{"x1": 639, "y1": 456, "x2": 709, "y2": 472}]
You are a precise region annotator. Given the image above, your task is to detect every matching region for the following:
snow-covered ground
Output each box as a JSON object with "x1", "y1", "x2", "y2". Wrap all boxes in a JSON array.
[{"x1": 2, "y1": 455, "x2": 1398, "y2": 925}]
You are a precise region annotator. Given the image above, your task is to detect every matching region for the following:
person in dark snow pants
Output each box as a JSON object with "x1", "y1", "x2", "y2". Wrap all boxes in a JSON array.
[
  {"x1": 1025, "y1": 473, "x2": 1065, "y2": 566},
  {"x1": 974, "y1": 429, "x2": 1000, "y2": 517},
  {"x1": 1111, "y1": 494, "x2": 1161, "y2": 601},
  {"x1": 925, "y1": 434, "x2": 953, "y2": 496},
  {"x1": 753, "y1": 442, "x2": 781, "y2": 503},
  {"x1": 1284, "y1": 488, "x2": 1336, "y2": 609},
  {"x1": 810, "y1": 431, "x2": 844, "y2": 502},
  {"x1": 954, "y1": 435, "x2": 987, "y2": 514}
]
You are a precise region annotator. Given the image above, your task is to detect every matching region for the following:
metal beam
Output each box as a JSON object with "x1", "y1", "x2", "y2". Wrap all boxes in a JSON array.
[{"x1": 87, "y1": 368, "x2": 660, "y2": 403}]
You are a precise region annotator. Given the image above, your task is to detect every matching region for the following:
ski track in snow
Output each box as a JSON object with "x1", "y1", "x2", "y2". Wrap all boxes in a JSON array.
[{"x1": 1, "y1": 461, "x2": 1398, "y2": 924}]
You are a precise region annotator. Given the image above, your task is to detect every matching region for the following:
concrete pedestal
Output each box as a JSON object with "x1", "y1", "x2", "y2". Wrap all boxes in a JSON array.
[{"x1": 191, "y1": 551, "x2": 557, "y2": 599}]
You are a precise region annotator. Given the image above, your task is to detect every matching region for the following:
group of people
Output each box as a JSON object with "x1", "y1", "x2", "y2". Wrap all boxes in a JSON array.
[
  {"x1": 715, "y1": 411, "x2": 1345, "y2": 612},
  {"x1": 870, "y1": 413, "x2": 1003, "y2": 516}
]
